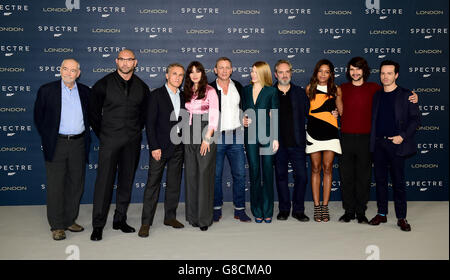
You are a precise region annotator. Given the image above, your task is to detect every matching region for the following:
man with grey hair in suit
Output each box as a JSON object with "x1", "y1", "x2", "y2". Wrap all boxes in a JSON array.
[{"x1": 34, "y1": 58, "x2": 91, "y2": 240}]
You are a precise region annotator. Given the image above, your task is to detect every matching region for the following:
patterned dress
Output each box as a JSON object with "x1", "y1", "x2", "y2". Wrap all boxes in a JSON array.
[{"x1": 306, "y1": 85, "x2": 342, "y2": 154}]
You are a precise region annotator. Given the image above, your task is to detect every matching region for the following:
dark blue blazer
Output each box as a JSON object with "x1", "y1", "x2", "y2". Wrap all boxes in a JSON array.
[
  {"x1": 275, "y1": 82, "x2": 310, "y2": 148},
  {"x1": 33, "y1": 80, "x2": 91, "y2": 162},
  {"x1": 146, "y1": 86, "x2": 185, "y2": 159},
  {"x1": 369, "y1": 86, "x2": 420, "y2": 157}
]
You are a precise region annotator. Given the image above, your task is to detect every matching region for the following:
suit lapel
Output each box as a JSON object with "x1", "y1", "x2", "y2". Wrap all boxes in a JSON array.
[
  {"x1": 289, "y1": 86, "x2": 300, "y2": 144},
  {"x1": 289, "y1": 87, "x2": 298, "y2": 114},
  {"x1": 254, "y1": 86, "x2": 264, "y2": 107},
  {"x1": 55, "y1": 81, "x2": 63, "y2": 131},
  {"x1": 78, "y1": 84, "x2": 90, "y2": 128},
  {"x1": 162, "y1": 86, "x2": 176, "y2": 114},
  {"x1": 180, "y1": 91, "x2": 185, "y2": 109}
]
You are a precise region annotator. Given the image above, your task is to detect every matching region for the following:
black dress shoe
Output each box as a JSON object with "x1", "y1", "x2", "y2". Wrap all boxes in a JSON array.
[
  {"x1": 200, "y1": 226, "x2": 208, "y2": 231},
  {"x1": 397, "y1": 219, "x2": 411, "y2": 232},
  {"x1": 357, "y1": 216, "x2": 369, "y2": 224},
  {"x1": 113, "y1": 222, "x2": 136, "y2": 233},
  {"x1": 292, "y1": 212, "x2": 310, "y2": 222},
  {"x1": 339, "y1": 213, "x2": 355, "y2": 223},
  {"x1": 90, "y1": 227, "x2": 103, "y2": 241},
  {"x1": 277, "y1": 211, "x2": 290, "y2": 220}
]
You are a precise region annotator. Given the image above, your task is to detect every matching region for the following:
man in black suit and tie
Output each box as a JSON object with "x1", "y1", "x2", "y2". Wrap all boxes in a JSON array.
[
  {"x1": 368, "y1": 60, "x2": 420, "y2": 232},
  {"x1": 138, "y1": 63, "x2": 186, "y2": 237},
  {"x1": 89, "y1": 49, "x2": 150, "y2": 241},
  {"x1": 34, "y1": 58, "x2": 91, "y2": 240}
]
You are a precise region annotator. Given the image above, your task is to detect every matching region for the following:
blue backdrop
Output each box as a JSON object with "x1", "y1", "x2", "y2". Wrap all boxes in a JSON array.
[{"x1": 0, "y1": 0, "x2": 448, "y2": 205}]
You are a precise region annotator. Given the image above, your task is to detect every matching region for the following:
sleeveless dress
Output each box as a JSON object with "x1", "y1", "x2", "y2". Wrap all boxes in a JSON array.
[{"x1": 305, "y1": 85, "x2": 342, "y2": 154}]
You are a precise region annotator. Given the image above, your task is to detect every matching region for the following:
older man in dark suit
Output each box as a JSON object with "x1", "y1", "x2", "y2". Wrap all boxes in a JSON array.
[
  {"x1": 34, "y1": 58, "x2": 91, "y2": 240},
  {"x1": 368, "y1": 60, "x2": 420, "y2": 232}
]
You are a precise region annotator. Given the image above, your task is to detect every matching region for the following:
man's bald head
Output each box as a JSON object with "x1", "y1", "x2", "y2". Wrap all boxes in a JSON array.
[
  {"x1": 61, "y1": 58, "x2": 80, "y2": 69},
  {"x1": 117, "y1": 49, "x2": 135, "y2": 59},
  {"x1": 116, "y1": 49, "x2": 137, "y2": 77}
]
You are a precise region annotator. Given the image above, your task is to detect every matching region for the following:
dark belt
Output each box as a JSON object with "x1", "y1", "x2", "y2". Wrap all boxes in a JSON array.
[
  {"x1": 376, "y1": 136, "x2": 392, "y2": 140},
  {"x1": 221, "y1": 128, "x2": 242, "y2": 136},
  {"x1": 58, "y1": 131, "x2": 85, "y2": 140}
]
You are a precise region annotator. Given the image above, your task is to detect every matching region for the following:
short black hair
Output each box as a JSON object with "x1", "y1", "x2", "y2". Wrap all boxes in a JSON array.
[
  {"x1": 346, "y1": 57, "x2": 370, "y2": 81},
  {"x1": 380, "y1": 60, "x2": 400, "y2": 74}
]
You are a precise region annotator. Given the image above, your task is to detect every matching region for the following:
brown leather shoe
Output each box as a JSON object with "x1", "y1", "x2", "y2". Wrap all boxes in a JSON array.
[
  {"x1": 397, "y1": 219, "x2": 411, "y2": 232},
  {"x1": 164, "y1": 219, "x2": 184, "y2": 228},
  {"x1": 67, "y1": 223, "x2": 84, "y2": 232},
  {"x1": 52, "y1": 229, "x2": 66, "y2": 241},
  {"x1": 369, "y1": 214, "x2": 387, "y2": 225},
  {"x1": 138, "y1": 225, "x2": 150, "y2": 238}
]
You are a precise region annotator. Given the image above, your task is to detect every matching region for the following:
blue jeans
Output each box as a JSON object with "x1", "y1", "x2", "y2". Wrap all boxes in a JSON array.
[{"x1": 214, "y1": 131, "x2": 246, "y2": 210}]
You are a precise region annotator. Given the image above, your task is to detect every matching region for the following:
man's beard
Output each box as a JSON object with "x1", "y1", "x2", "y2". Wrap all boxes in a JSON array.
[
  {"x1": 351, "y1": 75, "x2": 363, "y2": 82},
  {"x1": 278, "y1": 79, "x2": 290, "y2": 86},
  {"x1": 118, "y1": 66, "x2": 134, "y2": 75},
  {"x1": 62, "y1": 76, "x2": 75, "y2": 84}
]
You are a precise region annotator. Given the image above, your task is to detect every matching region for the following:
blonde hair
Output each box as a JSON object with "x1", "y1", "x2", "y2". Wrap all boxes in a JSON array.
[{"x1": 252, "y1": 61, "x2": 273, "y2": 87}]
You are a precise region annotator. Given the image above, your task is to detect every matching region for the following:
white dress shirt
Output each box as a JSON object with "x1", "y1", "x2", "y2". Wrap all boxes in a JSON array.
[{"x1": 217, "y1": 79, "x2": 241, "y2": 131}]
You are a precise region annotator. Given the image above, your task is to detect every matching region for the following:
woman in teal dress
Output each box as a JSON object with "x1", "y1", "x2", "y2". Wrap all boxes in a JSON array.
[{"x1": 242, "y1": 61, "x2": 279, "y2": 223}]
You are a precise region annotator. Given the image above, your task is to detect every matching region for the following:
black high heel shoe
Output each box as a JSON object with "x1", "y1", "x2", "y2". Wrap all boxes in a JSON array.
[
  {"x1": 314, "y1": 204, "x2": 322, "y2": 222},
  {"x1": 322, "y1": 204, "x2": 330, "y2": 222}
]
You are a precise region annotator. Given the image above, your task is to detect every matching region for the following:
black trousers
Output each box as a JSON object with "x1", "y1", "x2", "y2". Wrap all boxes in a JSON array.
[
  {"x1": 338, "y1": 133, "x2": 372, "y2": 217},
  {"x1": 183, "y1": 117, "x2": 216, "y2": 228},
  {"x1": 45, "y1": 137, "x2": 85, "y2": 231},
  {"x1": 141, "y1": 144, "x2": 184, "y2": 225},
  {"x1": 274, "y1": 146, "x2": 308, "y2": 213},
  {"x1": 92, "y1": 134, "x2": 141, "y2": 228},
  {"x1": 373, "y1": 138, "x2": 407, "y2": 219}
]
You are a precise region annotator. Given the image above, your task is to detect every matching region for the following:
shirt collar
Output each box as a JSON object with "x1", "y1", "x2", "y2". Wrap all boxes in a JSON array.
[
  {"x1": 61, "y1": 79, "x2": 78, "y2": 91},
  {"x1": 165, "y1": 83, "x2": 180, "y2": 95},
  {"x1": 216, "y1": 78, "x2": 234, "y2": 91}
]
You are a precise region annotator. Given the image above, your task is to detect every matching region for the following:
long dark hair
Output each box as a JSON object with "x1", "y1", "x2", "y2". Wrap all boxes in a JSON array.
[
  {"x1": 307, "y1": 59, "x2": 337, "y2": 100},
  {"x1": 184, "y1": 61, "x2": 208, "y2": 102}
]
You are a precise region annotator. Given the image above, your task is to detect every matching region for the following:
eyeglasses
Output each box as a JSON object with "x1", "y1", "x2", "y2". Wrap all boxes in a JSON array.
[{"x1": 117, "y1": 57, "x2": 136, "y2": 62}]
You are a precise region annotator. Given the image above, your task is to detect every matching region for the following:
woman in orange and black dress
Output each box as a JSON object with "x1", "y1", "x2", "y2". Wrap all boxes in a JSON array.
[{"x1": 305, "y1": 59, "x2": 342, "y2": 222}]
